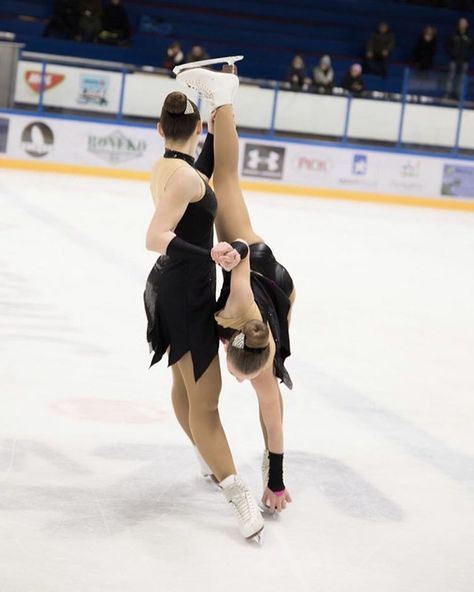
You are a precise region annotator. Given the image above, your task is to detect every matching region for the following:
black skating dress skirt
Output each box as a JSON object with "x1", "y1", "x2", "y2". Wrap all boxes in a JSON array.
[
  {"x1": 215, "y1": 243, "x2": 294, "y2": 389},
  {"x1": 144, "y1": 183, "x2": 218, "y2": 382}
]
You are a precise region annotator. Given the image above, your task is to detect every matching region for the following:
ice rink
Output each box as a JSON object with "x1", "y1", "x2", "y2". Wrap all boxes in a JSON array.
[{"x1": 1, "y1": 168, "x2": 474, "y2": 592}]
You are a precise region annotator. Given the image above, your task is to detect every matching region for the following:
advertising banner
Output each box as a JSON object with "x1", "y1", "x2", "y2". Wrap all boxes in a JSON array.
[
  {"x1": 0, "y1": 117, "x2": 9, "y2": 153},
  {"x1": 441, "y1": 164, "x2": 474, "y2": 199},
  {"x1": 4, "y1": 113, "x2": 162, "y2": 171},
  {"x1": 1, "y1": 113, "x2": 474, "y2": 204},
  {"x1": 239, "y1": 138, "x2": 448, "y2": 199},
  {"x1": 14, "y1": 61, "x2": 122, "y2": 114}
]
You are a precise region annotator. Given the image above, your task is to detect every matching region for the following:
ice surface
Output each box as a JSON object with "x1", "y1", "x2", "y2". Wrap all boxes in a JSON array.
[{"x1": 0, "y1": 169, "x2": 473, "y2": 592}]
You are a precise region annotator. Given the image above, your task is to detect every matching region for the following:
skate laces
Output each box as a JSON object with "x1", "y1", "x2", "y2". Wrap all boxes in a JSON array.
[
  {"x1": 225, "y1": 480, "x2": 258, "y2": 523},
  {"x1": 180, "y1": 75, "x2": 213, "y2": 99}
]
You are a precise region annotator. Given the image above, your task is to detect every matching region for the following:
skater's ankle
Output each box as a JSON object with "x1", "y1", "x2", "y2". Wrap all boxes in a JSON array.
[{"x1": 219, "y1": 473, "x2": 237, "y2": 488}]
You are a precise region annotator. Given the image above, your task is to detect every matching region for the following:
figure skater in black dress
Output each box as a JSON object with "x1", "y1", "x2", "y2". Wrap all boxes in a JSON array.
[
  {"x1": 144, "y1": 90, "x2": 264, "y2": 541},
  {"x1": 178, "y1": 66, "x2": 295, "y2": 515}
]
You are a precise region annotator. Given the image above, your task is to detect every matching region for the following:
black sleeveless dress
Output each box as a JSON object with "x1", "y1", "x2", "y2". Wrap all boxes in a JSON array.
[
  {"x1": 144, "y1": 155, "x2": 218, "y2": 382},
  {"x1": 215, "y1": 244, "x2": 294, "y2": 390}
]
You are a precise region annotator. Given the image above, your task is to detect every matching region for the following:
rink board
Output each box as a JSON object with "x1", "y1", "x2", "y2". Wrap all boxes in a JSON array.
[{"x1": 1, "y1": 111, "x2": 474, "y2": 211}]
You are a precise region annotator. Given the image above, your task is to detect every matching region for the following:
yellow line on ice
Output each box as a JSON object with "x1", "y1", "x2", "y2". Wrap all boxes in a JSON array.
[{"x1": 1, "y1": 158, "x2": 474, "y2": 212}]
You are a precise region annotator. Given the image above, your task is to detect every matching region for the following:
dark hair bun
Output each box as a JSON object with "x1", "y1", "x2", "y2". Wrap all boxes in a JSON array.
[
  {"x1": 163, "y1": 91, "x2": 187, "y2": 115},
  {"x1": 243, "y1": 320, "x2": 269, "y2": 349}
]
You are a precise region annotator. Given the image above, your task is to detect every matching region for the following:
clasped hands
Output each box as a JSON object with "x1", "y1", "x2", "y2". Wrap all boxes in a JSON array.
[{"x1": 211, "y1": 242, "x2": 241, "y2": 271}]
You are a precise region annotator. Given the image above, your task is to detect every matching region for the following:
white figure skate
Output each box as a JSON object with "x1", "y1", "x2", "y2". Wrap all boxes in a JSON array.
[
  {"x1": 173, "y1": 55, "x2": 243, "y2": 75},
  {"x1": 220, "y1": 475, "x2": 264, "y2": 543},
  {"x1": 176, "y1": 67, "x2": 239, "y2": 110}
]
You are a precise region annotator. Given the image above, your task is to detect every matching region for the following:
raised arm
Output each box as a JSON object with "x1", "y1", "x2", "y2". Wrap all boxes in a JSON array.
[{"x1": 214, "y1": 240, "x2": 254, "y2": 319}]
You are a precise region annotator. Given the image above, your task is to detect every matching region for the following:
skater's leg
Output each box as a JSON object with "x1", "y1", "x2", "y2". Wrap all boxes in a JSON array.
[
  {"x1": 176, "y1": 353, "x2": 236, "y2": 481},
  {"x1": 171, "y1": 363, "x2": 194, "y2": 443},
  {"x1": 213, "y1": 105, "x2": 263, "y2": 245}
]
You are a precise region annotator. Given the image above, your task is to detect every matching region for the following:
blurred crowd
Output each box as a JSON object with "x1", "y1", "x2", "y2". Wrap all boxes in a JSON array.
[
  {"x1": 44, "y1": 0, "x2": 130, "y2": 45},
  {"x1": 283, "y1": 17, "x2": 473, "y2": 98},
  {"x1": 44, "y1": 1, "x2": 473, "y2": 100},
  {"x1": 162, "y1": 17, "x2": 472, "y2": 99}
]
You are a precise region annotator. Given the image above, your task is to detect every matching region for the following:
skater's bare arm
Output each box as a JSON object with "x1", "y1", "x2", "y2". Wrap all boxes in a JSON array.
[
  {"x1": 219, "y1": 240, "x2": 254, "y2": 318},
  {"x1": 251, "y1": 367, "x2": 283, "y2": 453},
  {"x1": 146, "y1": 168, "x2": 202, "y2": 254},
  {"x1": 252, "y1": 369, "x2": 292, "y2": 512}
]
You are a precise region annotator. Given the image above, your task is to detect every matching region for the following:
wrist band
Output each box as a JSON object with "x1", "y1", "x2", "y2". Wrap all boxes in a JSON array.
[
  {"x1": 268, "y1": 451, "x2": 285, "y2": 492},
  {"x1": 230, "y1": 240, "x2": 249, "y2": 260},
  {"x1": 166, "y1": 236, "x2": 211, "y2": 260},
  {"x1": 274, "y1": 490, "x2": 285, "y2": 497}
]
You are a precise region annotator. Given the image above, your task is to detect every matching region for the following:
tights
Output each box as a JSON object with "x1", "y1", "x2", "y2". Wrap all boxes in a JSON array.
[{"x1": 171, "y1": 353, "x2": 236, "y2": 481}]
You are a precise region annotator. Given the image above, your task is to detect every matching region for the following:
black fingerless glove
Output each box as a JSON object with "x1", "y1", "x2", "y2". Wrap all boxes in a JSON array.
[
  {"x1": 230, "y1": 240, "x2": 249, "y2": 260},
  {"x1": 195, "y1": 133, "x2": 214, "y2": 179},
  {"x1": 166, "y1": 236, "x2": 211, "y2": 261},
  {"x1": 268, "y1": 451, "x2": 285, "y2": 492}
]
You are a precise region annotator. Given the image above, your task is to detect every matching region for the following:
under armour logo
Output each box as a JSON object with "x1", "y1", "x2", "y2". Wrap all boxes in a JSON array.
[
  {"x1": 246, "y1": 149, "x2": 281, "y2": 171},
  {"x1": 242, "y1": 143, "x2": 286, "y2": 179}
]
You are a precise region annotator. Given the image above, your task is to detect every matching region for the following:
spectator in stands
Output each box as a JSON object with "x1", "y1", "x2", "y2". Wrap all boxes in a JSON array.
[
  {"x1": 286, "y1": 54, "x2": 310, "y2": 91},
  {"x1": 445, "y1": 17, "x2": 473, "y2": 99},
  {"x1": 78, "y1": 0, "x2": 102, "y2": 43},
  {"x1": 98, "y1": 0, "x2": 130, "y2": 45},
  {"x1": 342, "y1": 63, "x2": 365, "y2": 95},
  {"x1": 411, "y1": 26, "x2": 437, "y2": 70},
  {"x1": 164, "y1": 41, "x2": 184, "y2": 71},
  {"x1": 312, "y1": 54, "x2": 334, "y2": 93},
  {"x1": 186, "y1": 45, "x2": 210, "y2": 63},
  {"x1": 44, "y1": 0, "x2": 79, "y2": 39},
  {"x1": 366, "y1": 21, "x2": 395, "y2": 77}
]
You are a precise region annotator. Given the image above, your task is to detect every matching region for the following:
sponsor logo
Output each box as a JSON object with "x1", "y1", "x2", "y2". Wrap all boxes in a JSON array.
[
  {"x1": 441, "y1": 164, "x2": 474, "y2": 199},
  {"x1": 388, "y1": 159, "x2": 423, "y2": 192},
  {"x1": 242, "y1": 143, "x2": 285, "y2": 179},
  {"x1": 25, "y1": 70, "x2": 65, "y2": 93},
  {"x1": 400, "y1": 159, "x2": 421, "y2": 178},
  {"x1": 21, "y1": 122, "x2": 54, "y2": 158},
  {"x1": 292, "y1": 154, "x2": 333, "y2": 174},
  {"x1": 352, "y1": 153, "x2": 368, "y2": 176},
  {"x1": 0, "y1": 117, "x2": 9, "y2": 153},
  {"x1": 87, "y1": 130, "x2": 147, "y2": 164},
  {"x1": 78, "y1": 74, "x2": 109, "y2": 106},
  {"x1": 338, "y1": 153, "x2": 377, "y2": 188}
]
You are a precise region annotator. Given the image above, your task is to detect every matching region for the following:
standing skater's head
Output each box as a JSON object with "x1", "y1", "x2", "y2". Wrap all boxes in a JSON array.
[
  {"x1": 226, "y1": 321, "x2": 271, "y2": 382},
  {"x1": 158, "y1": 91, "x2": 202, "y2": 153}
]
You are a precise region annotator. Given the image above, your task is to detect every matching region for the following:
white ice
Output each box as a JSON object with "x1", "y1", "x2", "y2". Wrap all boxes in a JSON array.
[{"x1": 0, "y1": 168, "x2": 474, "y2": 592}]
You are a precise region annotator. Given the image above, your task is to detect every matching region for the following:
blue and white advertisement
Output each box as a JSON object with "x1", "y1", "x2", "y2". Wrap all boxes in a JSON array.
[{"x1": 441, "y1": 164, "x2": 474, "y2": 199}]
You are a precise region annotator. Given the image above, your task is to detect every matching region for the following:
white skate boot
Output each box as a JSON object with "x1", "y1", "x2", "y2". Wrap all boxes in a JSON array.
[
  {"x1": 177, "y1": 67, "x2": 239, "y2": 110},
  {"x1": 194, "y1": 446, "x2": 218, "y2": 483},
  {"x1": 220, "y1": 474, "x2": 264, "y2": 542}
]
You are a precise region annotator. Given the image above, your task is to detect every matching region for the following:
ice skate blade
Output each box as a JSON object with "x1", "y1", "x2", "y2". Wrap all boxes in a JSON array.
[
  {"x1": 247, "y1": 527, "x2": 264, "y2": 545},
  {"x1": 203, "y1": 473, "x2": 219, "y2": 485},
  {"x1": 173, "y1": 55, "x2": 244, "y2": 75}
]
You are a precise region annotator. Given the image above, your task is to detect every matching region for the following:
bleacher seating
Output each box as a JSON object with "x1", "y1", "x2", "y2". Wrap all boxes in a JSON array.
[{"x1": 0, "y1": 0, "x2": 468, "y2": 94}]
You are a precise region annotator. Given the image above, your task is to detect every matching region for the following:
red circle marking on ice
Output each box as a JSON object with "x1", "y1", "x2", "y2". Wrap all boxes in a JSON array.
[{"x1": 51, "y1": 398, "x2": 167, "y2": 424}]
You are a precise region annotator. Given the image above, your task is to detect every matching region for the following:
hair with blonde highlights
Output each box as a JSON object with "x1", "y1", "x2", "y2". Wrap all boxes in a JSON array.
[{"x1": 227, "y1": 320, "x2": 271, "y2": 376}]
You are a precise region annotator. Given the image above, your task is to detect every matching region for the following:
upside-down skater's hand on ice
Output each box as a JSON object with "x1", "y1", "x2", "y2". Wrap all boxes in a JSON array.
[{"x1": 262, "y1": 487, "x2": 292, "y2": 514}]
